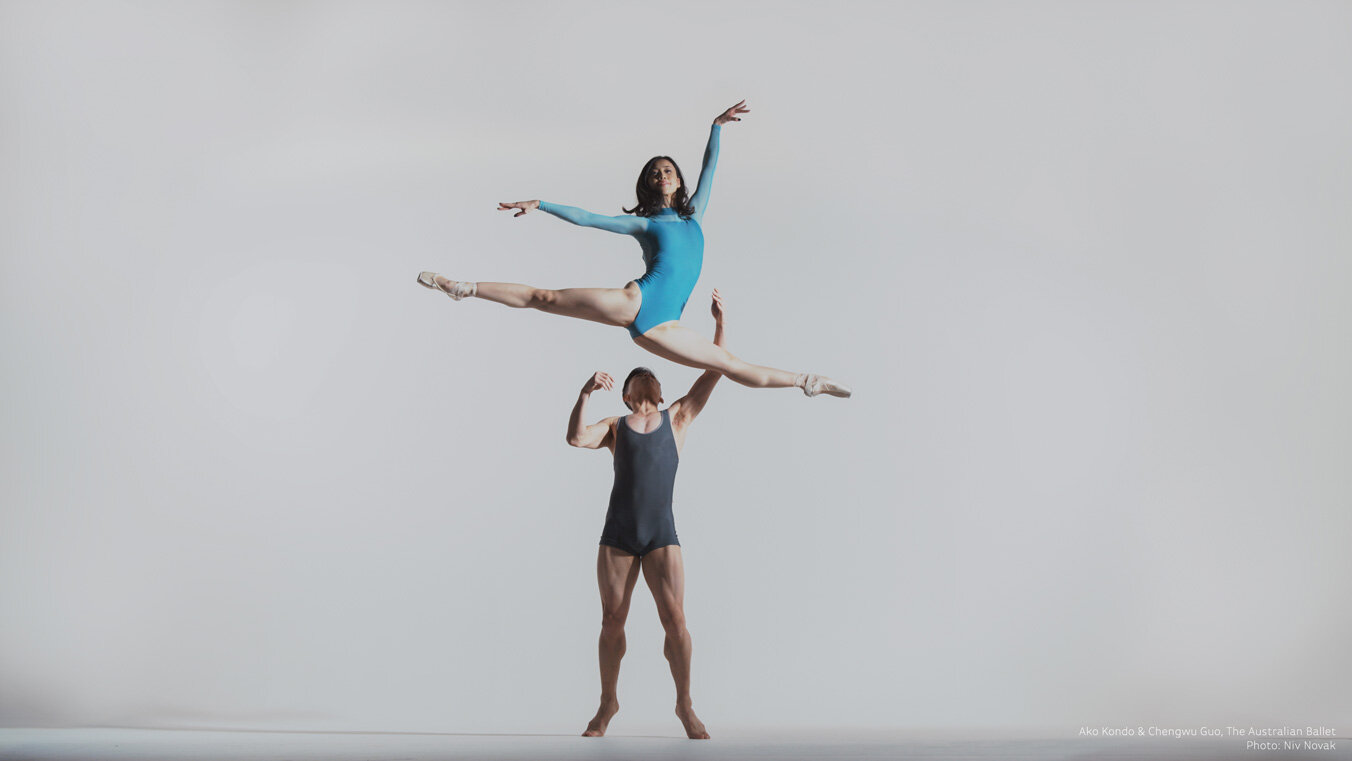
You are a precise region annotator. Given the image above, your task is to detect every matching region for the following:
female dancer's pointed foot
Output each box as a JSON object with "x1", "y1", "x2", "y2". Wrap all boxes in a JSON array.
[
  {"x1": 799, "y1": 373, "x2": 852, "y2": 398},
  {"x1": 416, "y1": 271, "x2": 476, "y2": 301},
  {"x1": 581, "y1": 698, "x2": 619, "y2": 737},
  {"x1": 676, "y1": 703, "x2": 710, "y2": 740}
]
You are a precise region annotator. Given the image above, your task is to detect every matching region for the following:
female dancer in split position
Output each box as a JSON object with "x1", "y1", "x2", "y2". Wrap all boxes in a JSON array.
[{"x1": 417, "y1": 100, "x2": 851, "y2": 398}]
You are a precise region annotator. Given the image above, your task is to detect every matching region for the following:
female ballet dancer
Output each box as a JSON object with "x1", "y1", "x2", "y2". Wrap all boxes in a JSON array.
[{"x1": 417, "y1": 100, "x2": 851, "y2": 398}]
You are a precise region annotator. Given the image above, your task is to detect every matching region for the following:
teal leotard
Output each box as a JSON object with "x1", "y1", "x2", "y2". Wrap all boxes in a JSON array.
[{"x1": 538, "y1": 123, "x2": 721, "y2": 338}]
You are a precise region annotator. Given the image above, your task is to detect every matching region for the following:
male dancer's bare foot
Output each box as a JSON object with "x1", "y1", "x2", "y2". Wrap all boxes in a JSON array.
[
  {"x1": 581, "y1": 698, "x2": 619, "y2": 737},
  {"x1": 675, "y1": 702, "x2": 710, "y2": 740}
]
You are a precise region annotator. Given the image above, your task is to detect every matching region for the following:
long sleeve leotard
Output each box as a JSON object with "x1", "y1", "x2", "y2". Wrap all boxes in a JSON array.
[{"x1": 538, "y1": 123, "x2": 721, "y2": 338}]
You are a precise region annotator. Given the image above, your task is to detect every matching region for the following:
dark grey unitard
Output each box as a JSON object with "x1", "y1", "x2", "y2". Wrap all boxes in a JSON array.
[{"x1": 599, "y1": 409, "x2": 680, "y2": 557}]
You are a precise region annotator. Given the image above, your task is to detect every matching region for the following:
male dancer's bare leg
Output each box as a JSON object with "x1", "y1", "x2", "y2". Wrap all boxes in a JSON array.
[
  {"x1": 641, "y1": 545, "x2": 710, "y2": 739},
  {"x1": 583, "y1": 545, "x2": 642, "y2": 737}
]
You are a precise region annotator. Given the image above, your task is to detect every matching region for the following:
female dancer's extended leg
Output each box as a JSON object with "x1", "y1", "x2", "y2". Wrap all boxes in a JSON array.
[
  {"x1": 419, "y1": 273, "x2": 850, "y2": 397},
  {"x1": 635, "y1": 323, "x2": 850, "y2": 397},
  {"x1": 424, "y1": 273, "x2": 640, "y2": 328}
]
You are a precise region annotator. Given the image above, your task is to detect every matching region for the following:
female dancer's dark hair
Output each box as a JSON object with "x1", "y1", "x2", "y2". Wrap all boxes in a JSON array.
[{"x1": 623, "y1": 156, "x2": 697, "y2": 218}]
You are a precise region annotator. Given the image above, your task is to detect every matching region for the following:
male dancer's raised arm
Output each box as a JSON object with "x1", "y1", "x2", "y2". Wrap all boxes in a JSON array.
[
  {"x1": 670, "y1": 289, "x2": 727, "y2": 430},
  {"x1": 566, "y1": 373, "x2": 617, "y2": 451},
  {"x1": 567, "y1": 289, "x2": 728, "y2": 449}
]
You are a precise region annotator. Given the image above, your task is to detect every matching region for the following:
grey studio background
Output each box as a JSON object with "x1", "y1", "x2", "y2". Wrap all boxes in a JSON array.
[{"x1": 2, "y1": 0, "x2": 1349, "y2": 737}]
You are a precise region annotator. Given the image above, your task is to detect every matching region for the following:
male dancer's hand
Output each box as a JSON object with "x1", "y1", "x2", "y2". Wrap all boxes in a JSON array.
[
  {"x1": 709, "y1": 289, "x2": 726, "y2": 348},
  {"x1": 714, "y1": 100, "x2": 750, "y2": 126},
  {"x1": 497, "y1": 200, "x2": 540, "y2": 217},
  {"x1": 583, "y1": 371, "x2": 614, "y2": 394},
  {"x1": 710, "y1": 288, "x2": 725, "y2": 323}
]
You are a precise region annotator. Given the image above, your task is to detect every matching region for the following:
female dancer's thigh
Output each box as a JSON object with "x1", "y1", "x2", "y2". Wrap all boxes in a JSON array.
[
  {"x1": 631, "y1": 323, "x2": 735, "y2": 373},
  {"x1": 542, "y1": 281, "x2": 642, "y2": 327}
]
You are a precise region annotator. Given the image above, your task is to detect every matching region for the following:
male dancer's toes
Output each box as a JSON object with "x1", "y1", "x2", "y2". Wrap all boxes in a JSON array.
[
  {"x1": 676, "y1": 703, "x2": 710, "y2": 740},
  {"x1": 797, "y1": 373, "x2": 852, "y2": 399},
  {"x1": 581, "y1": 698, "x2": 619, "y2": 737},
  {"x1": 416, "y1": 271, "x2": 476, "y2": 301}
]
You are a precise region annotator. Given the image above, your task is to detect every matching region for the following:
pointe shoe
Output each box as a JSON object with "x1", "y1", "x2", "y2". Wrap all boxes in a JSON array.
[
  {"x1": 417, "y1": 271, "x2": 475, "y2": 301},
  {"x1": 801, "y1": 374, "x2": 852, "y2": 399}
]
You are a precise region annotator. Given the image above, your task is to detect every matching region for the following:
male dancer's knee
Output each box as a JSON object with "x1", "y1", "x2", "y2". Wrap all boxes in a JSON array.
[
  {"x1": 658, "y1": 611, "x2": 688, "y2": 640},
  {"x1": 600, "y1": 611, "x2": 627, "y2": 639}
]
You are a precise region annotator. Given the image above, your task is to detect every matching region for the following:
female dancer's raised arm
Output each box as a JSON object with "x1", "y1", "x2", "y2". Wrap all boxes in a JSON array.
[{"x1": 690, "y1": 100, "x2": 746, "y2": 220}]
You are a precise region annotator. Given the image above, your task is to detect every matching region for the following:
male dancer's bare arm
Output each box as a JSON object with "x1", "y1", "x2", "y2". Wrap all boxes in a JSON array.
[
  {"x1": 671, "y1": 289, "x2": 727, "y2": 428},
  {"x1": 566, "y1": 371, "x2": 617, "y2": 450}
]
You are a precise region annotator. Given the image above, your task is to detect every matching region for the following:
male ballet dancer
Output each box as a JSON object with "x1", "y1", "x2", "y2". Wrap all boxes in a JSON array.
[{"x1": 566, "y1": 289, "x2": 728, "y2": 740}]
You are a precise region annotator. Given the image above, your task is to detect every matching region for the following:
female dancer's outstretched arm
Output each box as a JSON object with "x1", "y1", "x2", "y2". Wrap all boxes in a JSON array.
[
  {"x1": 690, "y1": 99, "x2": 745, "y2": 219},
  {"x1": 539, "y1": 202, "x2": 649, "y2": 235},
  {"x1": 499, "y1": 199, "x2": 648, "y2": 236}
]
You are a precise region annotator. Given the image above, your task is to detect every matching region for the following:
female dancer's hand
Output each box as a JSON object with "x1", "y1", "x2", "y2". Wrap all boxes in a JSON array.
[
  {"x1": 498, "y1": 200, "x2": 540, "y2": 217},
  {"x1": 710, "y1": 288, "x2": 726, "y2": 322},
  {"x1": 583, "y1": 371, "x2": 614, "y2": 394},
  {"x1": 713, "y1": 100, "x2": 750, "y2": 126}
]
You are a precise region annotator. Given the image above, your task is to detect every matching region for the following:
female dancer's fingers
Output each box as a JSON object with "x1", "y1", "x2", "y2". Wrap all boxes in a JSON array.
[{"x1": 717, "y1": 101, "x2": 749, "y2": 124}]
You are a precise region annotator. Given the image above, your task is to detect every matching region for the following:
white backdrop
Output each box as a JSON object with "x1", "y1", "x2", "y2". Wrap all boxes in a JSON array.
[{"x1": 2, "y1": 0, "x2": 1349, "y2": 736}]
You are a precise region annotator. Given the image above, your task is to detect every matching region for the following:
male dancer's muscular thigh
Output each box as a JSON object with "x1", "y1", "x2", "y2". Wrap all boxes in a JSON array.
[
  {"x1": 597, "y1": 545, "x2": 642, "y2": 611},
  {"x1": 640, "y1": 545, "x2": 685, "y2": 607}
]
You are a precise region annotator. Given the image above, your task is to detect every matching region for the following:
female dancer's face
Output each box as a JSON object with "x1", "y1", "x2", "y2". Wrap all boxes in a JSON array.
[{"x1": 646, "y1": 160, "x2": 681, "y2": 195}]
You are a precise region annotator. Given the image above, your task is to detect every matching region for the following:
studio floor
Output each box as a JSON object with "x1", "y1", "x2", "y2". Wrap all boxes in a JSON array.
[{"x1": 0, "y1": 727, "x2": 1337, "y2": 761}]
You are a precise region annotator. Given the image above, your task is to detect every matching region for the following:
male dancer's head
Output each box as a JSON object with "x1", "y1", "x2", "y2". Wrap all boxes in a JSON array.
[{"x1": 622, "y1": 367, "x2": 663, "y2": 411}]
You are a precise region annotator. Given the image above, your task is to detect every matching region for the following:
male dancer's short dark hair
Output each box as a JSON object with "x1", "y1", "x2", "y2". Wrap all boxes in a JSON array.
[{"x1": 621, "y1": 367, "x2": 658, "y2": 411}]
